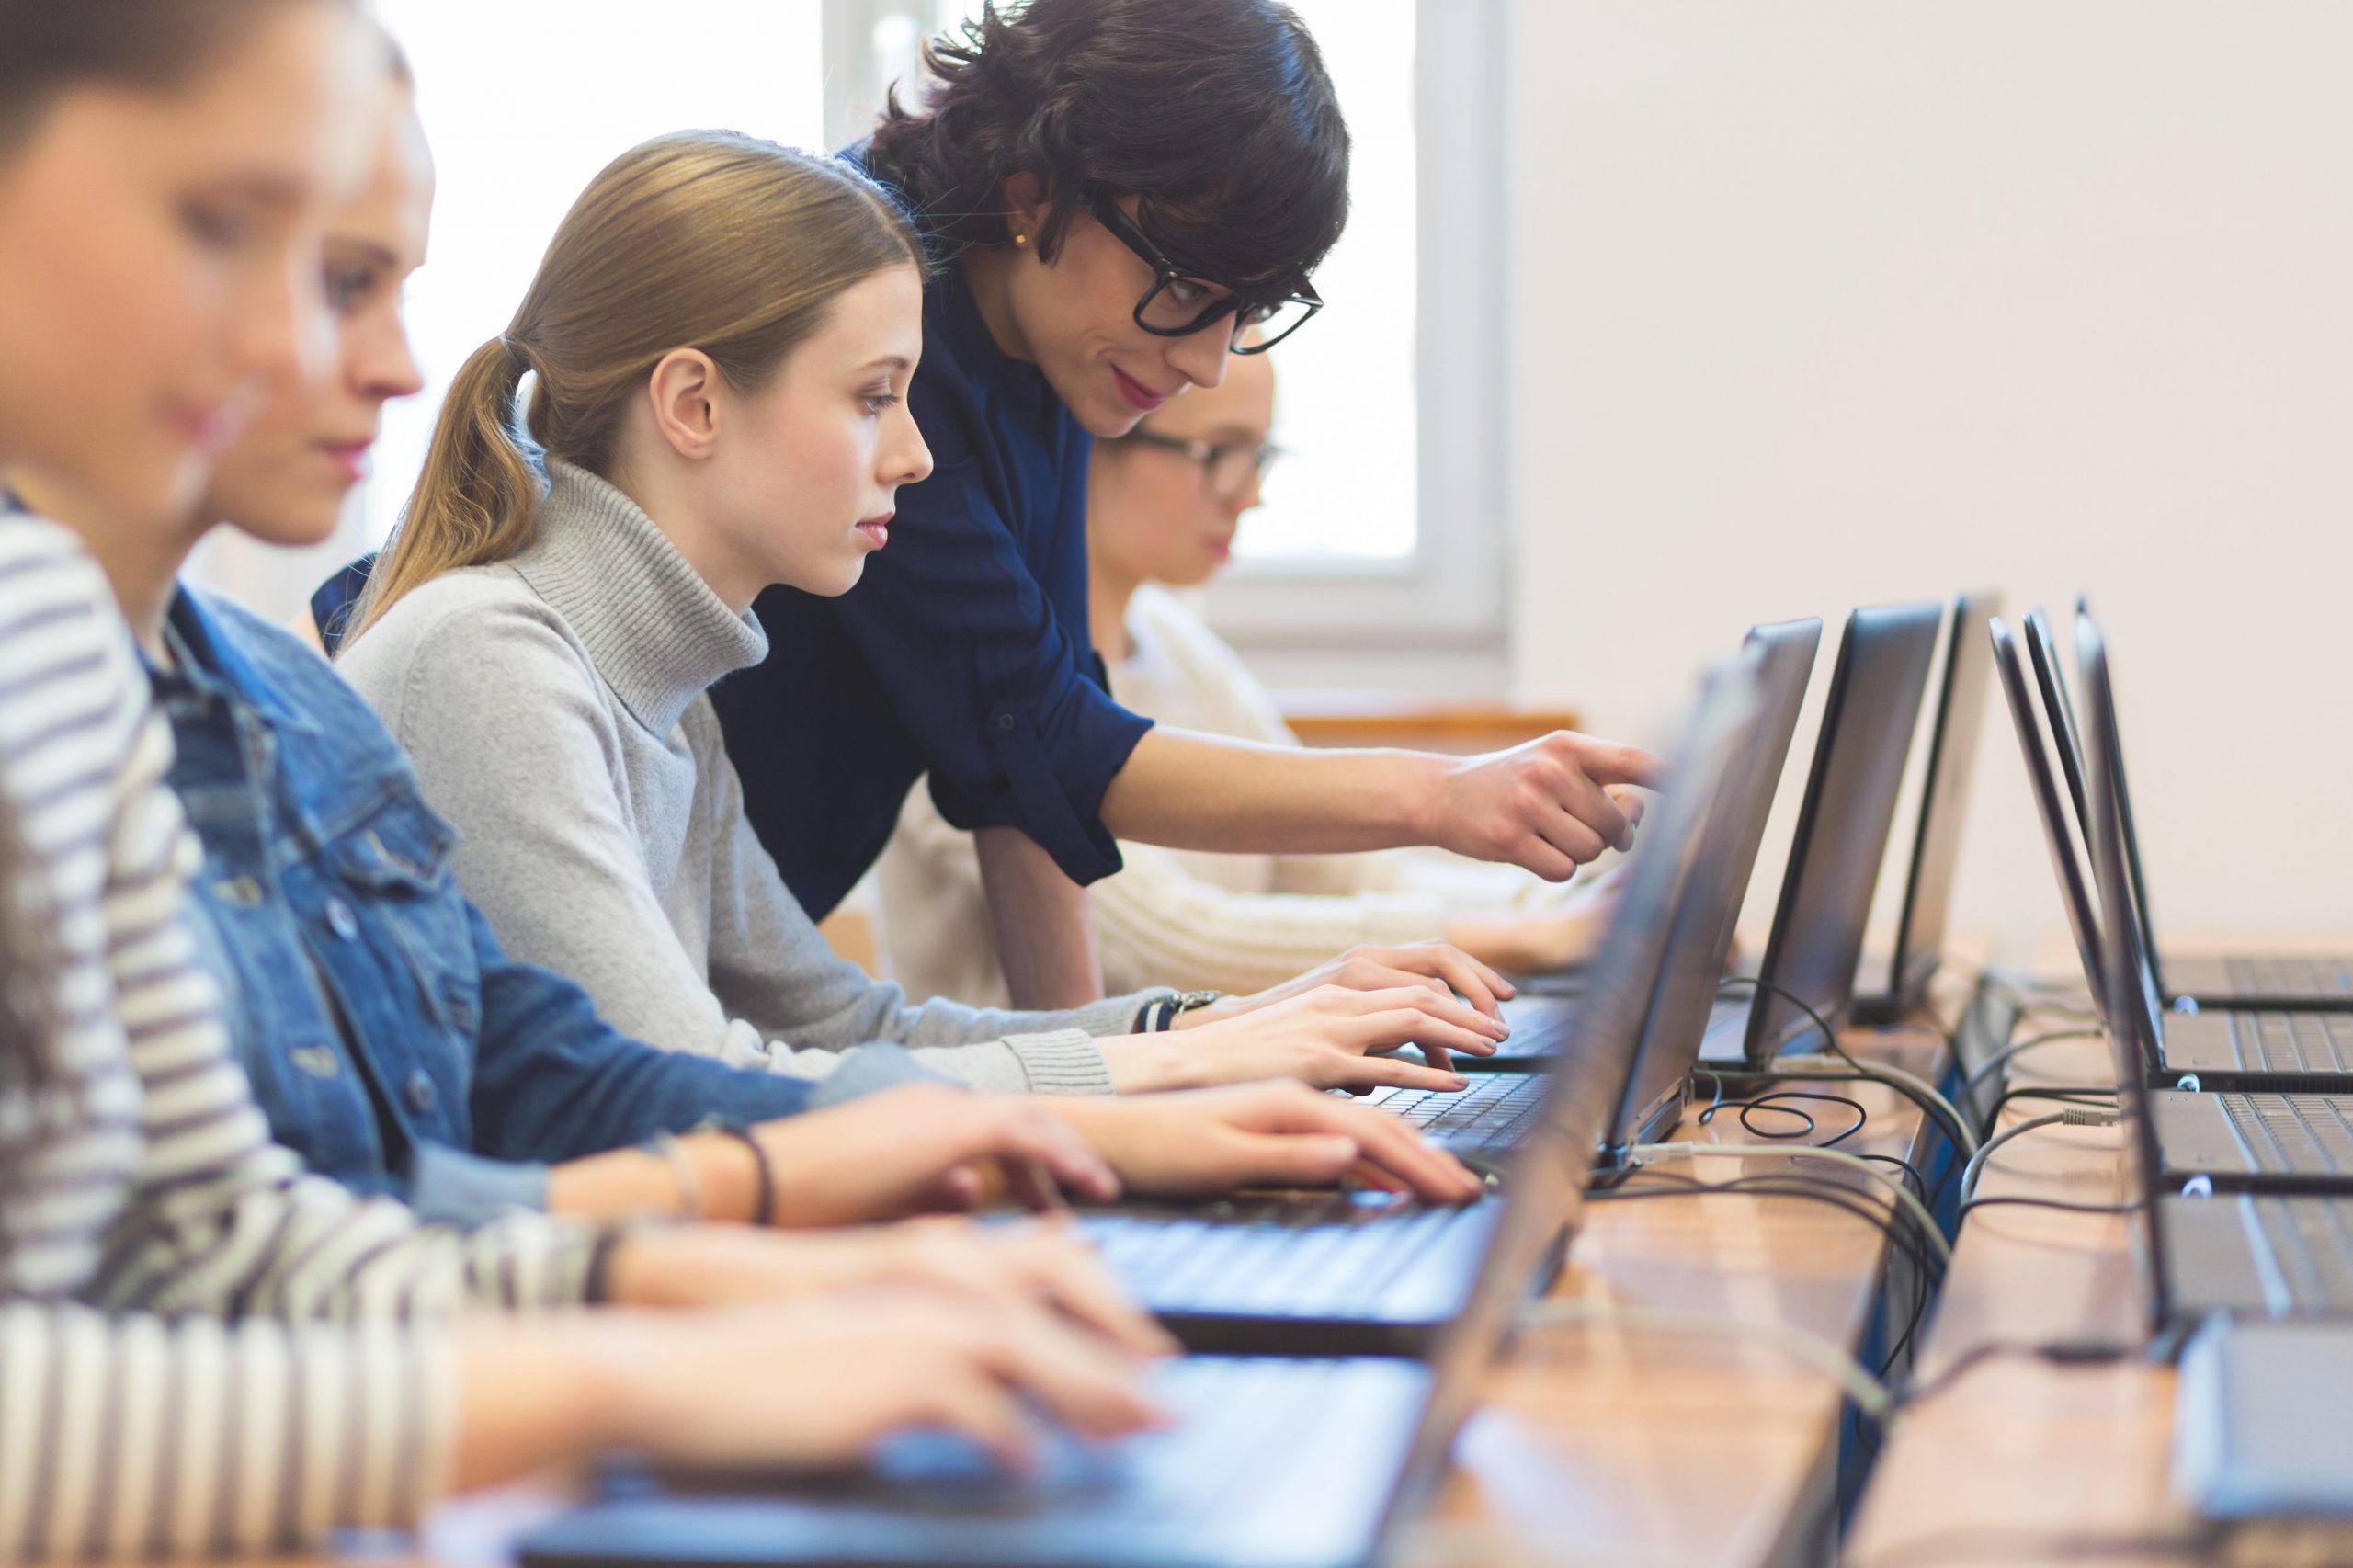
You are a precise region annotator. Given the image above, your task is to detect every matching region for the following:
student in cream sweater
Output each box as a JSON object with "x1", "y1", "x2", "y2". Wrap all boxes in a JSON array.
[{"x1": 879, "y1": 351, "x2": 1624, "y2": 1006}]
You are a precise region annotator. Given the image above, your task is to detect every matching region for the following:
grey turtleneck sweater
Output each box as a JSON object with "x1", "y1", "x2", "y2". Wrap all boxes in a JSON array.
[{"x1": 337, "y1": 461, "x2": 1158, "y2": 1094}]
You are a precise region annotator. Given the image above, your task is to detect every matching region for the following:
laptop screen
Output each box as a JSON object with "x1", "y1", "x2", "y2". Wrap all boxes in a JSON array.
[
  {"x1": 1379, "y1": 658, "x2": 1763, "y2": 1531},
  {"x1": 1991, "y1": 617, "x2": 2107, "y2": 1013},
  {"x1": 1745, "y1": 602, "x2": 1943, "y2": 1057},
  {"x1": 1608, "y1": 618, "x2": 1820, "y2": 1148},
  {"x1": 1886, "y1": 590, "x2": 2003, "y2": 1004},
  {"x1": 2026, "y1": 603, "x2": 2171, "y2": 1001},
  {"x1": 2077, "y1": 610, "x2": 2177, "y2": 1331}
]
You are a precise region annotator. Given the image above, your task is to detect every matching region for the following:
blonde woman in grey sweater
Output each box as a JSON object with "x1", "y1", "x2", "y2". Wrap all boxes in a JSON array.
[{"x1": 338, "y1": 131, "x2": 1519, "y2": 1112}]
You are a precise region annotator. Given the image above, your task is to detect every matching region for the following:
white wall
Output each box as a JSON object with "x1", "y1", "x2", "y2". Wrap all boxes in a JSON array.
[{"x1": 1509, "y1": 1, "x2": 2353, "y2": 957}]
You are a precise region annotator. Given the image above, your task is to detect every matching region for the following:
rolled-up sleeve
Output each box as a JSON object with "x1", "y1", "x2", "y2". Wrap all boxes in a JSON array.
[{"x1": 831, "y1": 391, "x2": 1153, "y2": 887}]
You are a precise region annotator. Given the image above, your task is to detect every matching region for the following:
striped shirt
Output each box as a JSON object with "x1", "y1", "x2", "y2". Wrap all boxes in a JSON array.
[{"x1": 0, "y1": 516, "x2": 604, "y2": 1558}]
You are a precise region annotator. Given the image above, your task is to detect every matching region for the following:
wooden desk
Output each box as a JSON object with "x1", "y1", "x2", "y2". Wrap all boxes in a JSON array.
[
  {"x1": 397, "y1": 1024, "x2": 1953, "y2": 1568},
  {"x1": 1842, "y1": 1029, "x2": 2195, "y2": 1568},
  {"x1": 1406, "y1": 1025, "x2": 1949, "y2": 1568}
]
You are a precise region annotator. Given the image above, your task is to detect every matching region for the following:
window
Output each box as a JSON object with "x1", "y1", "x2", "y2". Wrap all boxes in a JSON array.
[
  {"x1": 364, "y1": 1, "x2": 827, "y2": 551},
  {"x1": 830, "y1": 1, "x2": 1512, "y2": 690},
  {"x1": 1201, "y1": 0, "x2": 1511, "y2": 688},
  {"x1": 198, "y1": 0, "x2": 1507, "y2": 688}
]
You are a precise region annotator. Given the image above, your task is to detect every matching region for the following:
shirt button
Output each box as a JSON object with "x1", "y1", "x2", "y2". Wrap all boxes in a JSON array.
[
  {"x1": 324, "y1": 897, "x2": 359, "y2": 941},
  {"x1": 290, "y1": 1045, "x2": 339, "y2": 1078},
  {"x1": 994, "y1": 712, "x2": 1017, "y2": 733},
  {"x1": 404, "y1": 1071, "x2": 436, "y2": 1114}
]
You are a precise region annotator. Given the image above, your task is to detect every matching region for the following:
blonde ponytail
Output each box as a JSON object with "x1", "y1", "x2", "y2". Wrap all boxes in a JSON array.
[{"x1": 346, "y1": 131, "x2": 920, "y2": 642}]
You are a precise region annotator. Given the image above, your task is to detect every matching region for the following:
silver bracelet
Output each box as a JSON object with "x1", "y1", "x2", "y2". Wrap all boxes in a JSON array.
[{"x1": 645, "y1": 1131, "x2": 702, "y2": 1221}]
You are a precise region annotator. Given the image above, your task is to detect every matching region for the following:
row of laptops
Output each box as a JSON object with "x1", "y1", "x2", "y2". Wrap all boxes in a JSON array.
[
  {"x1": 1374, "y1": 588, "x2": 1995, "y2": 1155},
  {"x1": 1990, "y1": 603, "x2": 2353, "y2": 1552},
  {"x1": 516, "y1": 631, "x2": 1781, "y2": 1568}
]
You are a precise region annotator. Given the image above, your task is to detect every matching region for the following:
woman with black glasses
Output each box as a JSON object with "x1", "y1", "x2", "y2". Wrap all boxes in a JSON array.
[{"x1": 709, "y1": 0, "x2": 1662, "y2": 1010}]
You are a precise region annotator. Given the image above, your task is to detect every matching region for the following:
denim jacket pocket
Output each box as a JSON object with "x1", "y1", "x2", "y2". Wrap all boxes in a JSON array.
[{"x1": 322, "y1": 795, "x2": 483, "y2": 1038}]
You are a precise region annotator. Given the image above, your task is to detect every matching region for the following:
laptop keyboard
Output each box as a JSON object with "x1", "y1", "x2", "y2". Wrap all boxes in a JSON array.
[
  {"x1": 2220, "y1": 1095, "x2": 2353, "y2": 1175},
  {"x1": 850, "y1": 1358, "x2": 1397, "y2": 1522},
  {"x1": 2239, "y1": 1012, "x2": 2353, "y2": 1074},
  {"x1": 2249, "y1": 1198, "x2": 2353, "y2": 1312},
  {"x1": 2226, "y1": 956, "x2": 2353, "y2": 1001},
  {"x1": 1078, "y1": 1196, "x2": 1475, "y2": 1317},
  {"x1": 1375, "y1": 1074, "x2": 1552, "y2": 1149}
]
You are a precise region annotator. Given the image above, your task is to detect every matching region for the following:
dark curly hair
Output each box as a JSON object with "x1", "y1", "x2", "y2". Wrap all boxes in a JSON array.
[{"x1": 867, "y1": 0, "x2": 1349, "y2": 300}]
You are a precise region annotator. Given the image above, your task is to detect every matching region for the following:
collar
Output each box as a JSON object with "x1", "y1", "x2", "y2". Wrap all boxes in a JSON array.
[
  {"x1": 511, "y1": 460, "x2": 768, "y2": 738},
  {"x1": 159, "y1": 585, "x2": 323, "y2": 734}
]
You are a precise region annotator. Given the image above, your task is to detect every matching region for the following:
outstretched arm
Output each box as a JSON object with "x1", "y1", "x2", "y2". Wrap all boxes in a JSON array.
[{"x1": 1101, "y1": 725, "x2": 1663, "y2": 880}]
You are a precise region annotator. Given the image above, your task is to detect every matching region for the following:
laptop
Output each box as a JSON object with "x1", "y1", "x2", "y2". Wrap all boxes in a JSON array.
[
  {"x1": 2175, "y1": 1317, "x2": 2353, "y2": 1558},
  {"x1": 1381, "y1": 619, "x2": 1820, "y2": 1164},
  {"x1": 2001, "y1": 612, "x2": 2353, "y2": 1097},
  {"x1": 2025, "y1": 604, "x2": 2353, "y2": 1011},
  {"x1": 509, "y1": 698, "x2": 1726, "y2": 1568},
  {"x1": 1693, "y1": 601, "x2": 1941, "y2": 1066},
  {"x1": 1850, "y1": 590, "x2": 2003, "y2": 1024},
  {"x1": 2075, "y1": 613, "x2": 2353, "y2": 1328},
  {"x1": 1077, "y1": 664, "x2": 1764, "y2": 1355}
]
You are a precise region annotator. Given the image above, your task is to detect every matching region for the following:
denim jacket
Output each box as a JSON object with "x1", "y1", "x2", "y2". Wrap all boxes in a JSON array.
[{"x1": 157, "y1": 586, "x2": 829, "y2": 1214}]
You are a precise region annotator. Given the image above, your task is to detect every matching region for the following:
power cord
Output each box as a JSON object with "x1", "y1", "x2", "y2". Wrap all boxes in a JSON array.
[
  {"x1": 1893, "y1": 1337, "x2": 2143, "y2": 1409},
  {"x1": 1626, "y1": 1142, "x2": 1952, "y2": 1266},
  {"x1": 1956, "y1": 1108, "x2": 2120, "y2": 1206},
  {"x1": 1955, "y1": 1194, "x2": 2141, "y2": 1221},
  {"x1": 1957, "y1": 1028, "x2": 2107, "y2": 1115},
  {"x1": 1520, "y1": 1297, "x2": 1895, "y2": 1422},
  {"x1": 1716, "y1": 976, "x2": 1982, "y2": 1159}
]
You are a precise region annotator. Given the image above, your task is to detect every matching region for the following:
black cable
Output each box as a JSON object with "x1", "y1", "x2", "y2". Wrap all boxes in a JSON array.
[
  {"x1": 1697, "y1": 1087, "x2": 1871, "y2": 1147},
  {"x1": 1893, "y1": 1338, "x2": 2143, "y2": 1410},
  {"x1": 1717, "y1": 976, "x2": 1977, "y2": 1163},
  {"x1": 1598, "y1": 1170, "x2": 1946, "y2": 1291},
  {"x1": 1856, "y1": 1152, "x2": 1927, "y2": 1202},
  {"x1": 1956, "y1": 1195, "x2": 2141, "y2": 1220}
]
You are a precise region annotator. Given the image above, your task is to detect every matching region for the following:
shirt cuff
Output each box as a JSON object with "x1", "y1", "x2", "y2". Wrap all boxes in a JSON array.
[
  {"x1": 998, "y1": 1029, "x2": 1116, "y2": 1095},
  {"x1": 1074, "y1": 988, "x2": 1174, "y2": 1038},
  {"x1": 806, "y1": 1041, "x2": 954, "y2": 1108},
  {"x1": 407, "y1": 1142, "x2": 551, "y2": 1222}
]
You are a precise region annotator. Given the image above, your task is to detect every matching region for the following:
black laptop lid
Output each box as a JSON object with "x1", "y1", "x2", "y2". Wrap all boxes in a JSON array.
[
  {"x1": 2077, "y1": 610, "x2": 2176, "y2": 1332},
  {"x1": 1885, "y1": 590, "x2": 2003, "y2": 1006},
  {"x1": 2027, "y1": 603, "x2": 2171, "y2": 999},
  {"x1": 1990, "y1": 617, "x2": 2107, "y2": 1016},
  {"x1": 1379, "y1": 660, "x2": 1764, "y2": 1534},
  {"x1": 1744, "y1": 602, "x2": 1943, "y2": 1058},
  {"x1": 1608, "y1": 619, "x2": 1821, "y2": 1147}
]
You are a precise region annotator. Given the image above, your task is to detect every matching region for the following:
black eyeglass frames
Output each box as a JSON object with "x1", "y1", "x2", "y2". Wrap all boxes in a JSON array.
[
  {"x1": 1112, "y1": 429, "x2": 1284, "y2": 501},
  {"x1": 1078, "y1": 185, "x2": 1322, "y2": 355}
]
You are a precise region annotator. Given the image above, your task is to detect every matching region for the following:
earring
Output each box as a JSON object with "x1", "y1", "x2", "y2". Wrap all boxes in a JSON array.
[{"x1": 1014, "y1": 233, "x2": 1029, "y2": 247}]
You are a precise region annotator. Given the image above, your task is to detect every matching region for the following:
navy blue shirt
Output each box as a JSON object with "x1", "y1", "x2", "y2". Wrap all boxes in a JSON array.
[{"x1": 709, "y1": 260, "x2": 1154, "y2": 921}]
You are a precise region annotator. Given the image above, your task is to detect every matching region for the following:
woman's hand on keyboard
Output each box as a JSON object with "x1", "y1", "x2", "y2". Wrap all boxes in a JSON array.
[
  {"x1": 1176, "y1": 940, "x2": 1519, "y2": 1024},
  {"x1": 1051, "y1": 1082, "x2": 1486, "y2": 1203},
  {"x1": 1105, "y1": 983, "x2": 1506, "y2": 1091},
  {"x1": 600, "y1": 1216, "x2": 1176, "y2": 1358},
  {"x1": 745, "y1": 1083, "x2": 1124, "y2": 1224},
  {"x1": 466, "y1": 1290, "x2": 1165, "y2": 1482}
]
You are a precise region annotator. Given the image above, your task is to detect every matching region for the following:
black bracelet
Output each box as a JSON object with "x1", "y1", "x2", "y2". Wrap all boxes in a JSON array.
[
  {"x1": 708, "y1": 1122, "x2": 776, "y2": 1227},
  {"x1": 584, "y1": 1225, "x2": 630, "y2": 1303}
]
